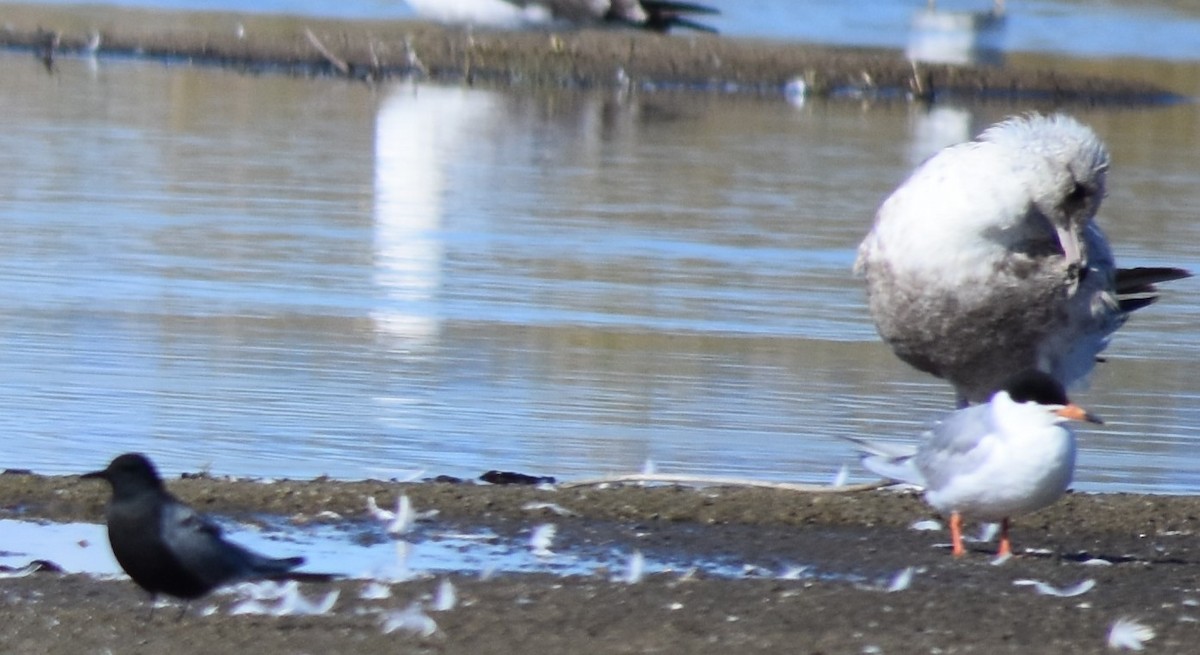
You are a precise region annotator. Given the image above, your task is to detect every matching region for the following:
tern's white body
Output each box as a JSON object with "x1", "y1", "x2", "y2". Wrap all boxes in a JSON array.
[
  {"x1": 856, "y1": 114, "x2": 1118, "y2": 405},
  {"x1": 860, "y1": 390, "x2": 1077, "y2": 522}
]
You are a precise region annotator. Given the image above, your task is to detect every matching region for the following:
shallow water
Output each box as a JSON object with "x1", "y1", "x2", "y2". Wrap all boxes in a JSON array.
[
  {"x1": 0, "y1": 53, "x2": 1198, "y2": 493},
  {"x1": 0, "y1": 517, "x2": 753, "y2": 581}
]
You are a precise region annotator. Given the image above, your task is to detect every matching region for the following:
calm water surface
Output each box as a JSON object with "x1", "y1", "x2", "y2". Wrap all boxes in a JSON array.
[{"x1": 0, "y1": 53, "x2": 1198, "y2": 492}]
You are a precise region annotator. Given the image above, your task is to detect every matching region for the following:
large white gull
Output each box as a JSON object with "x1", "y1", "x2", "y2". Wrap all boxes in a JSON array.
[{"x1": 856, "y1": 113, "x2": 1188, "y2": 407}]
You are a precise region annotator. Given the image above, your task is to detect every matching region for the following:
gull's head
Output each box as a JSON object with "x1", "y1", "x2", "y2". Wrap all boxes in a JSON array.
[
  {"x1": 992, "y1": 369, "x2": 1104, "y2": 425},
  {"x1": 980, "y1": 113, "x2": 1110, "y2": 269}
]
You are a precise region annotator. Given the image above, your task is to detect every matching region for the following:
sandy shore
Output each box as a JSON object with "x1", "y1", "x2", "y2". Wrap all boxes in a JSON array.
[{"x1": 2, "y1": 471, "x2": 1199, "y2": 653}]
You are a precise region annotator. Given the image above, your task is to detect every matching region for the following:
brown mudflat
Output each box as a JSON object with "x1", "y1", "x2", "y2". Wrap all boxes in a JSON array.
[{"x1": 2, "y1": 470, "x2": 1198, "y2": 653}]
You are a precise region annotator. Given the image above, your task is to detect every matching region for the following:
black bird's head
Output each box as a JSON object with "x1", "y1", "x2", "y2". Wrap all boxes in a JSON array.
[{"x1": 82, "y1": 452, "x2": 166, "y2": 494}]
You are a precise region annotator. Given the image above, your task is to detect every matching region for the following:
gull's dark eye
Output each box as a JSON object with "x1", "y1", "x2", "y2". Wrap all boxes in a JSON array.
[{"x1": 1065, "y1": 182, "x2": 1088, "y2": 205}]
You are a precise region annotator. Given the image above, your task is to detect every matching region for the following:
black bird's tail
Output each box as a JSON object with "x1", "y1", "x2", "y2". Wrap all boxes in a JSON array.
[
  {"x1": 1116, "y1": 267, "x2": 1191, "y2": 313},
  {"x1": 255, "y1": 555, "x2": 340, "y2": 583},
  {"x1": 626, "y1": 1, "x2": 720, "y2": 33}
]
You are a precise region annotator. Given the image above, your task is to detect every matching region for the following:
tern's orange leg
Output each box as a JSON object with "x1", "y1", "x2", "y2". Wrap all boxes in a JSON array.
[
  {"x1": 950, "y1": 511, "x2": 965, "y2": 557},
  {"x1": 997, "y1": 517, "x2": 1013, "y2": 558}
]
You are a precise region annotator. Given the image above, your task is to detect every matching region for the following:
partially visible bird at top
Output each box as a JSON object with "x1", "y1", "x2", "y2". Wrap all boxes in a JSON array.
[
  {"x1": 83, "y1": 453, "x2": 332, "y2": 606},
  {"x1": 844, "y1": 369, "x2": 1102, "y2": 558},
  {"x1": 404, "y1": 0, "x2": 720, "y2": 33},
  {"x1": 855, "y1": 112, "x2": 1189, "y2": 407}
]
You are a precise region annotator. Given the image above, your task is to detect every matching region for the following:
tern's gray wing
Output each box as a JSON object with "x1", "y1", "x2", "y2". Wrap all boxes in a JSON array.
[
  {"x1": 841, "y1": 436, "x2": 924, "y2": 487},
  {"x1": 159, "y1": 501, "x2": 296, "y2": 588},
  {"x1": 914, "y1": 404, "x2": 998, "y2": 492}
]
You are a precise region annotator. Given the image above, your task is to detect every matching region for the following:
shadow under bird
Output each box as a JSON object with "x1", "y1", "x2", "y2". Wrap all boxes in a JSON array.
[
  {"x1": 844, "y1": 369, "x2": 1102, "y2": 558},
  {"x1": 856, "y1": 112, "x2": 1189, "y2": 407},
  {"x1": 83, "y1": 453, "x2": 331, "y2": 603}
]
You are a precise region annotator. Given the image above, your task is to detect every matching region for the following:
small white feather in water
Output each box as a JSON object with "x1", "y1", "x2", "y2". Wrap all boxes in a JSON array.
[
  {"x1": 831, "y1": 464, "x2": 850, "y2": 488},
  {"x1": 381, "y1": 602, "x2": 438, "y2": 636},
  {"x1": 886, "y1": 567, "x2": 915, "y2": 592},
  {"x1": 616, "y1": 551, "x2": 645, "y2": 584},
  {"x1": 529, "y1": 524, "x2": 557, "y2": 557},
  {"x1": 1107, "y1": 617, "x2": 1155, "y2": 651},
  {"x1": 910, "y1": 519, "x2": 942, "y2": 532},
  {"x1": 432, "y1": 579, "x2": 457, "y2": 611},
  {"x1": 779, "y1": 565, "x2": 811, "y2": 580},
  {"x1": 1013, "y1": 578, "x2": 1096, "y2": 597}
]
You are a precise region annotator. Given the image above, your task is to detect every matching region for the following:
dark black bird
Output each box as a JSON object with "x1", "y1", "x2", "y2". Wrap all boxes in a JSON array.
[{"x1": 83, "y1": 453, "x2": 319, "y2": 602}]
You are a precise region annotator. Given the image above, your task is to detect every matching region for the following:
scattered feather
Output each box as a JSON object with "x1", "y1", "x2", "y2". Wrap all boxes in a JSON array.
[
  {"x1": 529, "y1": 524, "x2": 557, "y2": 557},
  {"x1": 1107, "y1": 617, "x2": 1155, "y2": 651},
  {"x1": 360, "y1": 581, "x2": 393, "y2": 600},
  {"x1": 886, "y1": 566, "x2": 915, "y2": 592},
  {"x1": 989, "y1": 551, "x2": 1013, "y2": 566},
  {"x1": 1013, "y1": 578, "x2": 1096, "y2": 597},
  {"x1": 615, "y1": 551, "x2": 645, "y2": 584},
  {"x1": 199, "y1": 605, "x2": 219, "y2": 617},
  {"x1": 365, "y1": 495, "x2": 415, "y2": 536},
  {"x1": 229, "y1": 581, "x2": 339, "y2": 616},
  {"x1": 1082, "y1": 558, "x2": 1114, "y2": 566},
  {"x1": 779, "y1": 565, "x2": 811, "y2": 580},
  {"x1": 964, "y1": 523, "x2": 999, "y2": 543},
  {"x1": 366, "y1": 495, "x2": 395, "y2": 522},
  {"x1": 432, "y1": 579, "x2": 457, "y2": 611},
  {"x1": 910, "y1": 519, "x2": 942, "y2": 532},
  {"x1": 521, "y1": 501, "x2": 578, "y2": 517},
  {"x1": 382, "y1": 602, "x2": 438, "y2": 636},
  {"x1": 831, "y1": 464, "x2": 849, "y2": 488}
]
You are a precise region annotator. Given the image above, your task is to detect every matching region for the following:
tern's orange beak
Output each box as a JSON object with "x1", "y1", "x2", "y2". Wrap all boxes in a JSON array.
[{"x1": 1056, "y1": 403, "x2": 1103, "y2": 425}]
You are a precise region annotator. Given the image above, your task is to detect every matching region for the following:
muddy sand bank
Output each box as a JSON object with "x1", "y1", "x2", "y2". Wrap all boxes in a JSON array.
[
  {"x1": 1, "y1": 471, "x2": 1199, "y2": 653},
  {"x1": 0, "y1": 3, "x2": 1182, "y2": 103}
]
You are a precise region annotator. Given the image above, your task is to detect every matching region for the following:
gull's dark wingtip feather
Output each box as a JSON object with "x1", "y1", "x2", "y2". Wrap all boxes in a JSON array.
[{"x1": 1116, "y1": 266, "x2": 1190, "y2": 314}]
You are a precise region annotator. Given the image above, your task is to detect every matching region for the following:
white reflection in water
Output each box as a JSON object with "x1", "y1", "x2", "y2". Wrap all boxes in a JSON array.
[{"x1": 372, "y1": 83, "x2": 500, "y2": 347}]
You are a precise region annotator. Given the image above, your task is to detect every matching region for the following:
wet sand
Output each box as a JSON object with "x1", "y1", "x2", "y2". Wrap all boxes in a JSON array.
[
  {"x1": 2, "y1": 471, "x2": 1199, "y2": 653},
  {"x1": 0, "y1": 3, "x2": 1181, "y2": 103}
]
